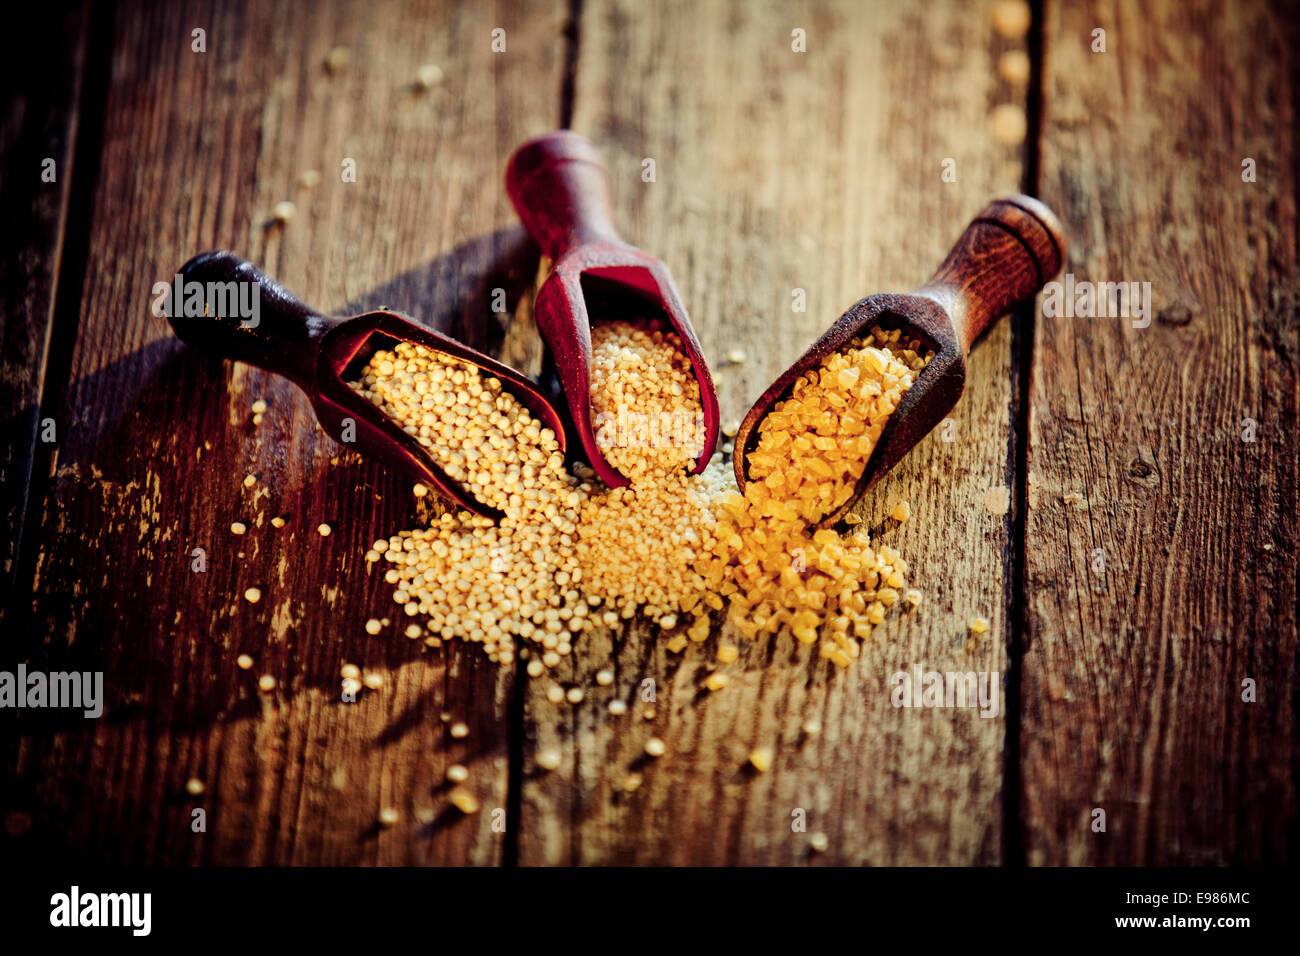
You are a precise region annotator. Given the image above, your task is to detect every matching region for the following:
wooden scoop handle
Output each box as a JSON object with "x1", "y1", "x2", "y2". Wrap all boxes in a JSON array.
[
  {"x1": 169, "y1": 251, "x2": 336, "y2": 388},
  {"x1": 915, "y1": 196, "x2": 1065, "y2": 352},
  {"x1": 506, "y1": 131, "x2": 623, "y2": 262}
]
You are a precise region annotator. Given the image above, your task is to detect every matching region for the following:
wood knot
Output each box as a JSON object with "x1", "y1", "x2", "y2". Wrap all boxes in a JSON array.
[
  {"x1": 1126, "y1": 447, "x2": 1159, "y2": 486},
  {"x1": 1157, "y1": 304, "x2": 1193, "y2": 326}
]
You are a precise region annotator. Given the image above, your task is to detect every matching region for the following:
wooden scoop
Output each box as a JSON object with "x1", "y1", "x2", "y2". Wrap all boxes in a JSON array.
[
  {"x1": 506, "y1": 130, "x2": 720, "y2": 488},
  {"x1": 734, "y1": 195, "x2": 1065, "y2": 528},
  {"x1": 168, "y1": 251, "x2": 568, "y2": 521}
]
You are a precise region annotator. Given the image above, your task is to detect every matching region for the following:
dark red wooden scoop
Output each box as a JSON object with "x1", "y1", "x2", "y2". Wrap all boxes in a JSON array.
[
  {"x1": 168, "y1": 251, "x2": 568, "y2": 521},
  {"x1": 734, "y1": 195, "x2": 1066, "y2": 528},
  {"x1": 505, "y1": 130, "x2": 720, "y2": 488}
]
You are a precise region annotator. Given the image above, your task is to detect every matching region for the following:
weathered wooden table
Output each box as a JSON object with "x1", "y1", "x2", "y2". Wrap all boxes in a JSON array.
[{"x1": 2, "y1": 0, "x2": 1294, "y2": 866}]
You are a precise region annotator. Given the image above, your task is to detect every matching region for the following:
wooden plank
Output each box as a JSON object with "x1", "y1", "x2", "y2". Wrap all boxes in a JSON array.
[
  {"x1": 0, "y1": 3, "x2": 87, "y2": 602},
  {"x1": 517, "y1": 0, "x2": 1035, "y2": 864},
  {"x1": 3, "y1": 0, "x2": 566, "y2": 865},
  {"x1": 1022, "y1": 0, "x2": 1298, "y2": 864}
]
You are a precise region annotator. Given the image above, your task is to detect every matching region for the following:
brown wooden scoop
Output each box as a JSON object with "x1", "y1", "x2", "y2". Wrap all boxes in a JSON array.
[
  {"x1": 734, "y1": 195, "x2": 1065, "y2": 528},
  {"x1": 506, "y1": 130, "x2": 720, "y2": 488},
  {"x1": 168, "y1": 251, "x2": 568, "y2": 521}
]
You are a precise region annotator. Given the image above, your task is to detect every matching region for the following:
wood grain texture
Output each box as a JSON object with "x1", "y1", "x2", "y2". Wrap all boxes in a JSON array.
[
  {"x1": 1022, "y1": 0, "x2": 1299, "y2": 864},
  {"x1": 2, "y1": 0, "x2": 565, "y2": 865},
  {"x1": 0, "y1": 3, "x2": 87, "y2": 601},
  {"x1": 516, "y1": 0, "x2": 1032, "y2": 865}
]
